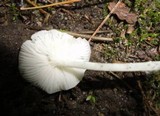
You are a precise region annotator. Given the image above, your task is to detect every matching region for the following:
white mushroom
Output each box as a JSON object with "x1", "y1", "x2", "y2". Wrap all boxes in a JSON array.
[
  {"x1": 19, "y1": 29, "x2": 160, "y2": 94},
  {"x1": 19, "y1": 30, "x2": 91, "y2": 94}
]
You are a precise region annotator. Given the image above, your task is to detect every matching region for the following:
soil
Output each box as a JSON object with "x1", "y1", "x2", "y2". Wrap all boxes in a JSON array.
[{"x1": 0, "y1": 0, "x2": 159, "y2": 116}]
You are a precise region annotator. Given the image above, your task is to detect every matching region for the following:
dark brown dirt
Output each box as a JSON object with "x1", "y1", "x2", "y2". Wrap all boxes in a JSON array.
[{"x1": 0, "y1": 0, "x2": 159, "y2": 116}]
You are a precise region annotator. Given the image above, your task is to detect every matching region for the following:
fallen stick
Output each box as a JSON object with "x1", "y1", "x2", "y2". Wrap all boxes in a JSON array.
[
  {"x1": 65, "y1": 31, "x2": 113, "y2": 41},
  {"x1": 24, "y1": 0, "x2": 50, "y2": 23},
  {"x1": 89, "y1": 0, "x2": 122, "y2": 42},
  {"x1": 20, "y1": 0, "x2": 80, "y2": 10}
]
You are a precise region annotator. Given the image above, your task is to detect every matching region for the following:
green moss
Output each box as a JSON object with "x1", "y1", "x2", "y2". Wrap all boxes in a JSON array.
[
  {"x1": 103, "y1": 0, "x2": 159, "y2": 44},
  {"x1": 134, "y1": 0, "x2": 160, "y2": 42},
  {"x1": 104, "y1": 44, "x2": 118, "y2": 61},
  {"x1": 9, "y1": 3, "x2": 21, "y2": 21}
]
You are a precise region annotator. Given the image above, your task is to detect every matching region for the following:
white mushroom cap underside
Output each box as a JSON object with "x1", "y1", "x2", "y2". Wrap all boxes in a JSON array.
[{"x1": 19, "y1": 30, "x2": 91, "y2": 94}]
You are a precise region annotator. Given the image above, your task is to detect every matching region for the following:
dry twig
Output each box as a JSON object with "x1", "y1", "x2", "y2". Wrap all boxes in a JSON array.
[
  {"x1": 66, "y1": 31, "x2": 113, "y2": 41},
  {"x1": 79, "y1": 30, "x2": 111, "y2": 34},
  {"x1": 24, "y1": 0, "x2": 50, "y2": 23},
  {"x1": 20, "y1": 0, "x2": 80, "y2": 10},
  {"x1": 137, "y1": 81, "x2": 160, "y2": 116},
  {"x1": 88, "y1": 0, "x2": 122, "y2": 42}
]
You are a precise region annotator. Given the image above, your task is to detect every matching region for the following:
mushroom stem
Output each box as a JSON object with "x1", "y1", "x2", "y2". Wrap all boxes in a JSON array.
[{"x1": 58, "y1": 60, "x2": 160, "y2": 72}]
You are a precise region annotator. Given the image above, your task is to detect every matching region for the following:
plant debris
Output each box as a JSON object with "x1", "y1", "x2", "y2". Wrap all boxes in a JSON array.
[
  {"x1": 0, "y1": 0, "x2": 160, "y2": 115},
  {"x1": 108, "y1": 1, "x2": 138, "y2": 24}
]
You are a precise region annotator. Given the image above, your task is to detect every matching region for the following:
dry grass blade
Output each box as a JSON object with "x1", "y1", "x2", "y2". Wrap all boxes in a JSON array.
[
  {"x1": 20, "y1": 0, "x2": 80, "y2": 10},
  {"x1": 88, "y1": 0, "x2": 122, "y2": 42},
  {"x1": 23, "y1": 0, "x2": 50, "y2": 23},
  {"x1": 24, "y1": 0, "x2": 48, "y2": 14},
  {"x1": 65, "y1": 31, "x2": 113, "y2": 41},
  {"x1": 79, "y1": 30, "x2": 111, "y2": 34}
]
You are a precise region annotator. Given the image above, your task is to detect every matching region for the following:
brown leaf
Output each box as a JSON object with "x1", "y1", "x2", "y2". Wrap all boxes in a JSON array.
[
  {"x1": 125, "y1": 13, "x2": 138, "y2": 24},
  {"x1": 127, "y1": 24, "x2": 135, "y2": 34},
  {"x1": 108, "y1": 2, "x2": 138, "y2": 24}
]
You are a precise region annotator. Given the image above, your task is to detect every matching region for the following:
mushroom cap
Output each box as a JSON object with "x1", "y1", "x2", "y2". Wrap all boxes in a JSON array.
[{"x1": 19, "y1": 29, "x2": 91, "y2": 94}]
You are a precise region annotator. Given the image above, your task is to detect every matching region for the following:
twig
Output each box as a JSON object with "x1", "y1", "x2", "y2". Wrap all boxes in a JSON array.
[
  {"x1": 109, "y1": 71, "x2": 121, "y2": 79},
  {"x1": 137, "y1": 81, "x2": 160, "y2": 116},
  {"x1": 79, "y1": 30, "x2": 111, "y2": 34},
  {"x1": 65, "y1": 31, "x2": 113, "y2": 41},
  {"x1": 24, "y1": 0, "x2": 50, "y2": 23},
  {"x1": 88, "y1": 0, "x2": 122, "y2": 42},
  {"x1": 24, "y1": 0, "x2": 48, "y2": 14},
  {"x1": 109, "y1": 71, "x2": 133, "y2": 90},
  {"x1": 145, "y1": 40, "x2": 155, "y2": 47},
  {"x1": 20, "y1": 0, "x2": 80, "y2": 10}
]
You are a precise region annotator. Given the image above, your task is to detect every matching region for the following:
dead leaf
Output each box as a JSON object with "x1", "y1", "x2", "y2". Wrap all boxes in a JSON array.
[
  {"x1": 127, "y1": 24, "x2": 135, "y2": 34},
  {"x1": 108, "y1": 2, "x2": 138, "y2": 24}
]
